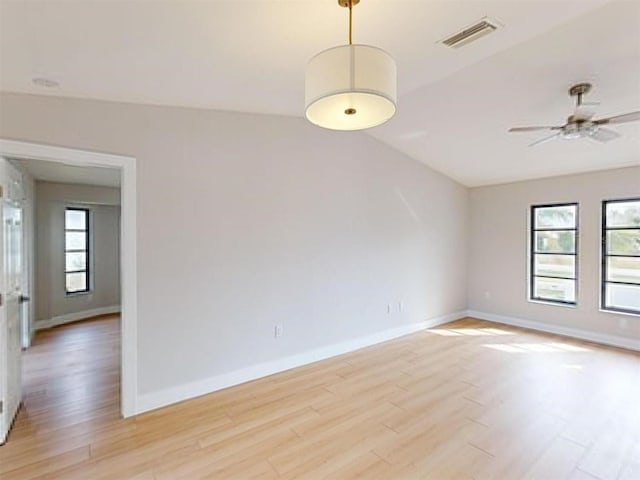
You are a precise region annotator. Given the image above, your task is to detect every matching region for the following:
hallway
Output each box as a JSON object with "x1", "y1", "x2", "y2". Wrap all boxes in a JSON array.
[{"x1": 0, "y1": 315, "x2": 121, "y2": 477}]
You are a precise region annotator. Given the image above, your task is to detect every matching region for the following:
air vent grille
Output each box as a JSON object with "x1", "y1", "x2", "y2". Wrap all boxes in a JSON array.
[{"x1": 442, "y1": 20, "x2": 498, "y2": 48}]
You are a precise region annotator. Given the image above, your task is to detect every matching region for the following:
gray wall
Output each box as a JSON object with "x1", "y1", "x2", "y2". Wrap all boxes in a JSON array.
[
  {"x1": 35, "y1": 181, "x2": 121, "y2": 324},
  {"x1": 468, "y1": 166, "x2": 640, "y2": 341},
  {"x1": 0, "y1": 92, "x2": 468, "y2": 398}
]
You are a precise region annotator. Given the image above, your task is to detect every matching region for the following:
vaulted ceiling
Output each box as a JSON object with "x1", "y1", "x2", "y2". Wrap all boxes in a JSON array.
[{"x1": 1, "y1": 0, "x2": 638, "y2": 186}]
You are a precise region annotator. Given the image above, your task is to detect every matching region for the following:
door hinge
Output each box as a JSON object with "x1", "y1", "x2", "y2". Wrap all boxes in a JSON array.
[
  {"x1": 0, "y1": 400, "x2": 3, "y2": 414},
  {"x1": 0, "y1": 293, "x2": 3, "y2": 306}
]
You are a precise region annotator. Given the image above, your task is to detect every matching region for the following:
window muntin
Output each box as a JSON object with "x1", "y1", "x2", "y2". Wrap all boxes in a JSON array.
[
  {"x1": 530, "y1": 204, "x2": 578, "y2": 305},
  {"x1": 602, "y1": 199, "x2": 640, "y2": 315},
  {"x1": 65, "y1": 208, "x2": 90, "y2": 294}
]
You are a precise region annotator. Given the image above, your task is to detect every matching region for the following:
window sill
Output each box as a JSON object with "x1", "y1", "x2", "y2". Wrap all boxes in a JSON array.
[
  {"x1": 600, "y1": 308, "x2": 640, "y2": 318},
  {"x1": 528, "y1": 298, "x2": 577, "y2": 309},
  {"x1": 66, "y1": 290, "x2": 92, "y2": 297}
]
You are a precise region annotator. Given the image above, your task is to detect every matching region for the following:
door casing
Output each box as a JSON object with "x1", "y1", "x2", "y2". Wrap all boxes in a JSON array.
[{"x1": 0, "y1": 139, "x2": 138, "y2": 418}]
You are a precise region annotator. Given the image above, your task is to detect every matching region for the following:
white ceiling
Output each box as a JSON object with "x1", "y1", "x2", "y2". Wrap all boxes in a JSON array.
[
  {"x1": 11, "y1": 158, "x2": 121, "y2": 188},
  {"x1": 1, "y1": 0, "x2": 638, "y2": 186}
]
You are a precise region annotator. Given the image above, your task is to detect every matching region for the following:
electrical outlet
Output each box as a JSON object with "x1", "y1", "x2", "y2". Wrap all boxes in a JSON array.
[{"x1": 274, "y1": 323, "x2": 283, "y2": 338}]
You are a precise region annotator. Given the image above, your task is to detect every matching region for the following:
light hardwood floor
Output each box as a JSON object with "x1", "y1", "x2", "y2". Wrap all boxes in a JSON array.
[{"x1": 1, "y1": 315, "x2": 638, "y2": 479}]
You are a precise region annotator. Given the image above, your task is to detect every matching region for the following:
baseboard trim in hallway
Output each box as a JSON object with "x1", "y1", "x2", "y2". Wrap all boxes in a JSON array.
[{"x1": 35, "y1": 305, "x2": 121, "y2": 330}]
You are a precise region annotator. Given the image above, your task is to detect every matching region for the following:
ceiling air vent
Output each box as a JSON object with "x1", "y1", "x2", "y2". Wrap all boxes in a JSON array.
[{"x1": 441, "y1": 19, "x2": 499, "y2": 48}]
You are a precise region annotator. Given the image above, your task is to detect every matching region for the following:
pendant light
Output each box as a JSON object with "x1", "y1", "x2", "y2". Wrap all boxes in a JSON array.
[{"x1": 305, "y1": 0, "x2": 397, "y2": 131}]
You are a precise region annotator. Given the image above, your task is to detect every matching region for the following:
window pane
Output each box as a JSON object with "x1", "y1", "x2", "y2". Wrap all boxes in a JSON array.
[
  {"x1": 65, "y1": 209, "x2": 87, "y2": 230},
  {"x1": 66, "y1": 272, "x2": 87, "y2": 292},
  {"x1": 606, "y1": 229, "x2": 640, "y2": 256},
  {"x1": 606, "y1": 201, "x2": 640, "y2": 228},
  {"x1": 607, "y1": 256, "x2": 640, "y2": 285},
  {"x1": 65, "y1": 231, "x2": 86, "y2": 250},
  {"x1": 535, "y1": 231, "x2": 576, "y2": 253},
  {"x1": 605, "y1": 283, "x2": 640, "y2": 312},
  {"x1": 65, "y1": 252, "x2": 86, "y2": 272},
  {"x1": 535, "y1": 205, "x2": 576, "y2": 229},
  {"x1": 534, "y1": 254, "x2": 575, "y2": 279},
  {"x1": 533, "y1": 277, "x2": 575, "y2": 303}
]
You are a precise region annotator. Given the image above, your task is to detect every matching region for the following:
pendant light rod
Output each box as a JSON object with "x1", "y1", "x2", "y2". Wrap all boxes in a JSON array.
[
  {"x1": 348, "y1": 1, "x2": 353, "y2": 45},
  {"x1": 339, "y1": 0, "x2": 359, "y2": 45}
]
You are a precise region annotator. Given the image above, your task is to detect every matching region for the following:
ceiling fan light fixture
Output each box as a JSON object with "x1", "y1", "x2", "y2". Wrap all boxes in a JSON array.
[
  {"x1": 305, "y1": 0, "x2": 397, "y2": 131},
  {"x1": 561, "y1": 122, "x2": 597, "y2": 140}
]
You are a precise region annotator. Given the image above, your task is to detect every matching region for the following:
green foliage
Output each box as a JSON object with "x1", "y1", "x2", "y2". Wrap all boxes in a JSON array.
[
  {"x1": 536, "y1": 207, "x2": 575, "y2": 228},
  {"x1": 557, "y1": 231, "x2": 574, "y2": 253},
  {"x1": 608, "y1": 230, "x2": 640, "y2": 256},
  {"x1": 608, "y1": 203, "x2": 640, "y2": 227},
  {"x1": 536, "y1": 231, "x2": 574, "y2": 253}
]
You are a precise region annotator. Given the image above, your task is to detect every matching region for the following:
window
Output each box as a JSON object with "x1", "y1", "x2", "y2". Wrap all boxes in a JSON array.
[
  {"x1": 530, "y1": 203, "x2": 578, "y2": 305},
  {"x1": 65, "y1": 208, "x2": 90, "y2": 294},
  {"x1": 602, "y1": 199, "x2": 640, "y2": 315}
]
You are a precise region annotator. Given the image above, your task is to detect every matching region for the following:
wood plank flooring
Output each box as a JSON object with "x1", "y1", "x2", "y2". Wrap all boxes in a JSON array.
[{"x1": 1, "y1": 315, "x2": 638, "y2": 479}]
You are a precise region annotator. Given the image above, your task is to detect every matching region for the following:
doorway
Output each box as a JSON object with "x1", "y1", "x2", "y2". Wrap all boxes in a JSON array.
[{"x1": 0, "y1": 140, "x2": 137, "y2": 437}]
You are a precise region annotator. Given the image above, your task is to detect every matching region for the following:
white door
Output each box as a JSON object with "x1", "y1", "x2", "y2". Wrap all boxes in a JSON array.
[{"x1": 0, "y1": 165, "x2": 23, "y2": 444}]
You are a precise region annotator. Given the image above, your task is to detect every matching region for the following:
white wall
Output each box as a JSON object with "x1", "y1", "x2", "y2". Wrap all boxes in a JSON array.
[
  {"x1": 34, "y1": 181, "x2": 120, "y2": 326},
  {"x1": 0, "y1": 93, "x2": 468, "y2": 403},
  {"x1": 468, "y1": 166, "x2": 640, "y2": 344}
]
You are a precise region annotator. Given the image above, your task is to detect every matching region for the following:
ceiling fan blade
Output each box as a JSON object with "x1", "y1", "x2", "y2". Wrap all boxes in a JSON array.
[
  {"x1": 509, "y1": 126, "x2": 562, "y2": 132},
  {"x1": 589, "y1": 128, "x2": 620, "y2": 142},
  {"x1": 528, "y1": 132, "x2": 561, "y2": 147},
  {"x1": 594, "y1": 111, "x2": 640, "y2": 125}
]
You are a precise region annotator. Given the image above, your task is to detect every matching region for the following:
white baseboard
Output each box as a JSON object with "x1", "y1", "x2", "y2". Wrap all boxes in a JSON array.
[
  {"x1": 35, "y1": 305, "x2": 121, "y2": 330},
  {"x1": 467, "y1": 310, "x2": 640, "y2": 352},
  {"x1": 136, "y1": 310, "x2": 466, "y2": 415}
]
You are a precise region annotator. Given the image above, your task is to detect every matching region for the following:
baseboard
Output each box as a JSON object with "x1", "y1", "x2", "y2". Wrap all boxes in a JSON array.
[
  {"x1": 135, "y1": 309, "x2": 466, "y2": 415},
  {"x1": 35, "y1": 305, "x2": 121, "y2": 330},
  {"x1": 467, "y1": 310, "x2": 640, "y2": 352}
]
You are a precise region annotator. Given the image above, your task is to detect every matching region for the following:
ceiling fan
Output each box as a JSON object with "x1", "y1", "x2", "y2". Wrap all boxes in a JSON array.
[{"x1": 508, "y1": 83, "x2": 640, "y2": 146}]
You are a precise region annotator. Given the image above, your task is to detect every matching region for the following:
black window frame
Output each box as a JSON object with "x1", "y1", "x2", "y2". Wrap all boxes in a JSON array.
[
  {"x1": 64, "y1": 207, "x2": 90, "y2": 295},
  {"x1": 529, "y1": 202, "x2": 579, "y2": 306},
  {"x1": 601, "y1": 198, "x2": 640, "y2": 315}
]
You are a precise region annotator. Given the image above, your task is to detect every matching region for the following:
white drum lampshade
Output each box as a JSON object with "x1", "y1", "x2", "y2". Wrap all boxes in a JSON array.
[{"x1": 305, "y1": 44, "x2": 397, "y2": 131}]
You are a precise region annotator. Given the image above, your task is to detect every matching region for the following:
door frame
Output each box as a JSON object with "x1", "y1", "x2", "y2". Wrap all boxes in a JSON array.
[{"x1": 0, "y1": 139, "x2": 137, "y2": 417}]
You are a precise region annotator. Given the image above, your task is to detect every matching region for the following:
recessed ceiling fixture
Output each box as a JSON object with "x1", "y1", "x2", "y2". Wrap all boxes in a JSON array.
[
  {"x1": 305, "y1": 0, "x2": 397, "y2": 131},
  {"x1": 32, "y1": 77, "x2": 59, "y2": 88}
]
